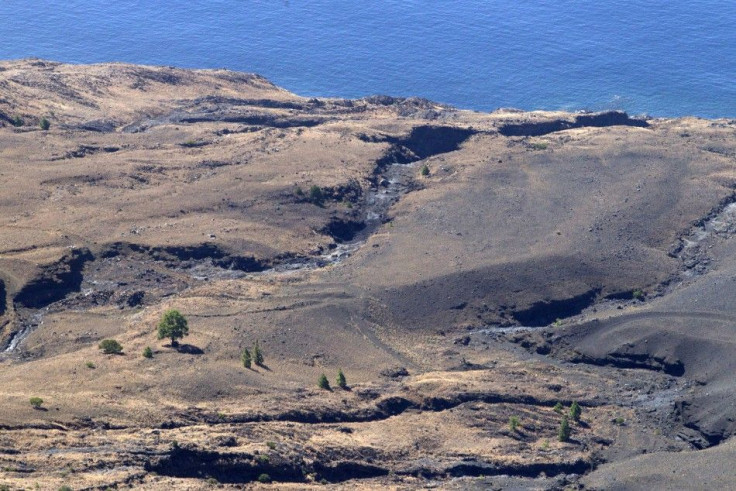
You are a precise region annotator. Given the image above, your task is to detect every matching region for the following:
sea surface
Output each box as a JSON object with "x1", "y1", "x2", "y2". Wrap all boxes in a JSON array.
[{"x1": 1, "y1": 1, "x2": 735, "y2": 118}]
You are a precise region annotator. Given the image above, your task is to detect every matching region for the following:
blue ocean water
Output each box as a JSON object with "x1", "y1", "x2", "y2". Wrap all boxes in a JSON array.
[{"x1": 1, "y1": 1, "x2": 735, "y2": 118}]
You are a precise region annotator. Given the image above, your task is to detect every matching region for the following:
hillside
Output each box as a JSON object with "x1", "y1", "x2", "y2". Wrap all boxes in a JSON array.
[{"x1": 1, "y1": 59, "x2": 736, "y2": 489}]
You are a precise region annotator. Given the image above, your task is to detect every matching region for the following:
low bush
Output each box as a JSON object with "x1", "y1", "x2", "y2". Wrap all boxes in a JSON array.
[
  {"x1": 99, "y1": 339, "x2": 123, "y2": 354},
  {"x1": 29, "y1": 397, "x2": 43, "y2": 409}
]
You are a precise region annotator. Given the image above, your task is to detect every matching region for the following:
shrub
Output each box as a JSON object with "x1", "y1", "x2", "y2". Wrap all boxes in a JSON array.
[
  {"x1": 530, "y1": 142, "x2": 547, "y2": 150},
  {"x1": 569, "y1": 401, "x2": 582, "y2": 421},
  {"x1": 257, "y1": 473, "x2": 272, "y2": 483},
  {"x1": 157, "y1": 309, "x2": 189, "y2": 346},
  {"x1": 98, "y1": 339, "x2": 123, "y2": 354},
  {"x1": 558, "y1": 415, "x2": 571, "y2": 442},
  {"x1": 85, "y1": 361, "x2": 96, "y2": 369},
  {"x1": 509, "y1": 416, "x2": 520, "y2": 432},
  {"x1": 266, "y1": 441, "x2": 277, "y2": 450},
  {"x1": 420, "y1": 164, "x2": 430, "y2": 176},
  {"x1": 336, "y1": 369, "x2": 347, "y2": 389},
  {"x1": 308, "y1": 185, "x2": 323, "y2": 204},
  {"x1": 294, "y1": 186, "x2": 304, "y2": 197},
  {"x1": 254, "y1": 341, "x2": 264, "y2": 366},
  {"x1": 59, "y1": 486, "x2": 73, "y2": 491},
  {"x1": 242, "y1": 347, "x2": 252, "y2": 369},
  {"x1": 143, "y1": 346, "x2": 153, "y2": 358},
  {"x1": 553, "y1": 402, "x2": 563, "y2": 413},
  {"x1": 11, "y1": 116, "x2": 23, "y2": 127},
  {"x1": 318, "y1": 373, "x2": 330, "y2": 390},
  {"x1": 39, "y1": 117, "x2": 50, "y2": 130},
  {"x1": 29, "y1": 397, "x2": 43, "y2": 409},
  {"x1": 632, "y1": 289, "x2": 645, "y2": 300}
]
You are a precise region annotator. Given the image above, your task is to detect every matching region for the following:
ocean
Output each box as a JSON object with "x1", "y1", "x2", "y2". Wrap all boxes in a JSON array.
[{"x1": 1, "y1": 1, "x2": 735, "y2": 118}]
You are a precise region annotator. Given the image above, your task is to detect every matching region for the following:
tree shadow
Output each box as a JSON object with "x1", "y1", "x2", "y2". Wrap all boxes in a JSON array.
[
  {"x1": 254, "y1": 363, "x2": 271, "y2": 371},
  {"x1": 175, "y1": 344, "x2": 204, "y2": 355}
]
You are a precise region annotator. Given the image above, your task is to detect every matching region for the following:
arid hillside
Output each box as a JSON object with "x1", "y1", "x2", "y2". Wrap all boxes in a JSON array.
[{"x1": 1, "y1": 60, "x2": 736, "y2": 489}]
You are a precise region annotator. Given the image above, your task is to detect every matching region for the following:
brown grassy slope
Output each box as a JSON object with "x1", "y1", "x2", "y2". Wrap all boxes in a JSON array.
[{"x1": 2, "y1": 61, "x2": 736, "y2": 488}]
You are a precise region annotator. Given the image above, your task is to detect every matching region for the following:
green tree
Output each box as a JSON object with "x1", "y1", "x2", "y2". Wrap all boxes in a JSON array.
[
  {"x1": 242, "y1": 347, "x2": 252, "y2": 369},
  {"x1": 143, "y1": 346, "x2": 153, "y2": 358},
  {"x1": 553, "y1": 402, "x2": 563, "y2": 413},
  {"x1": 254, "y1": 340, "x2": 264, "y2": 366},
  {"x1": 99, "y1": 339, "x2": 123, "y2": 354},
  {"x1": 420, "y1": 164, "x2": 430, "y2": 176},
  {"x1": 509, "y1": 416, "x2": 520, "y2": 432},
  {"x1": 318, "y1": 373, "x2": 330, "y2": 390},
  {"x1": 569, "y1": 401, "x2": 582, "y2": 422},
  {"x1": 29, "y1": 397, "x2": 44, "y2": 409},
  {"x1": 39, "y1": 117, "x2": 50, "y2": 130},
  {"x1": 157, "y1": 309, "x2": 189, "y2": 346},
  {"x1": 336, "y1": 369, "x2": 347, "y2": 389},
  {"x1": 558, "y1": 415, "x2": 571, "y2": 442}
]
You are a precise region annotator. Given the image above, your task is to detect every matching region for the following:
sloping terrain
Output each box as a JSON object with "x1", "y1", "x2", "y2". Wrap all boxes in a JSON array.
[{"x1": 0, "y1": 60, "x2": 736, "y2": 489}]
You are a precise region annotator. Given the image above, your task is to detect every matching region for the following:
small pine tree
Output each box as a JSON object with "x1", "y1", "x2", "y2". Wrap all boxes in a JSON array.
[
  {"x1": 254, "y1": 341, "x2": 264, "y2": 366},
  {"x1": 420, "y1": 164, "x2": 430, "y2": 176},
  {"x1": 553, "y1": 402, "x2": 563, "y2": 413},
  {"x1": 509, "y1": 416, "x2": 520, "y2": 432},
  {"x1": 569, "y1": 401, "x2": 582, "y2": 421},
  {"x1": 336, "y1": 369, "x2": 347, "y2": 389},
  {"x1": 318, "y1": 373, "x2": 330, "y2": 390},
  {"x1": 242, "y1": 347, "x2": 252, "y2": 369},
  {"x1": 11, "y1": 115, "x2": 23, "y2": 127},
  {"x1": 558, "y1": 415, "x2": 571, "y2": 442},
  {"x1": 39, "y1": 117, "x2": 50, "y2": 130},
  {"x1": 143, "y1": 346, "x2": 153, "y2": 358},
  {"x1": 308, "y1": 185, "x2": 323, "y2": 204}
]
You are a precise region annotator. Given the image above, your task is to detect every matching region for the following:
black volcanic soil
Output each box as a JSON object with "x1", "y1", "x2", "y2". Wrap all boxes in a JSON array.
[{"x1": 1, "y1": 60, "x2": 736, "y2": 489}]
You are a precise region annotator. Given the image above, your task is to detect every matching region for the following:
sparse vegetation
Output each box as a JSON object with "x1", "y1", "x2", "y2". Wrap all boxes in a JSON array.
[
  {"x1": 242, "y1": 347, "x2": 252, "y2": 369},
  {"x1": 420, "y1": 164, "x2": 430, "y2": 176},
  {"x1": 85, "y1": 361, "x2": 96, "y2": 369},
  {"x1": 530, "y1": 142, "x2": 548, "y2": 150},
  {"x1": 336, "y1": 369, "x2": 347, "y2": 389},
  {"x1": 157, "y1": 309, "x2": 189, "y2": 346},
  {"x1": 614, "y1": 416, "x2": 625, "y2": 426},
  {"x1": 509, "y1": 416, "x2": 520, "y2": 432},
  {"x1": 39, "y1": 117, "x2": 50, "y2": 130},
  {"x1": 98, "y1": 339, "x2": 123, "y2": 354},
  {"x1": 58, "y1": 486, "x2": 73, "y2": 491},
  {"x1": 569, "y1": 401, "x2": 582, "y2": 421},
  {"x1": 318, "y1": 373, "x2": 330, "y2": 390},
  {"x1": 257, "y1": 473, "x2": 272, "y2": 483},
  {"x1": 143, "y1": 346, "x2": 153, "y2": 358},
  {"x1": 29, "y1": 397, "x2": 44, "y2": 409},
  {"x1": 558, "y1": 415, "x2": 571, "y2": 442},
  {"x1": 266, "y1": 441, "x2": 277, "y2": 450}
]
